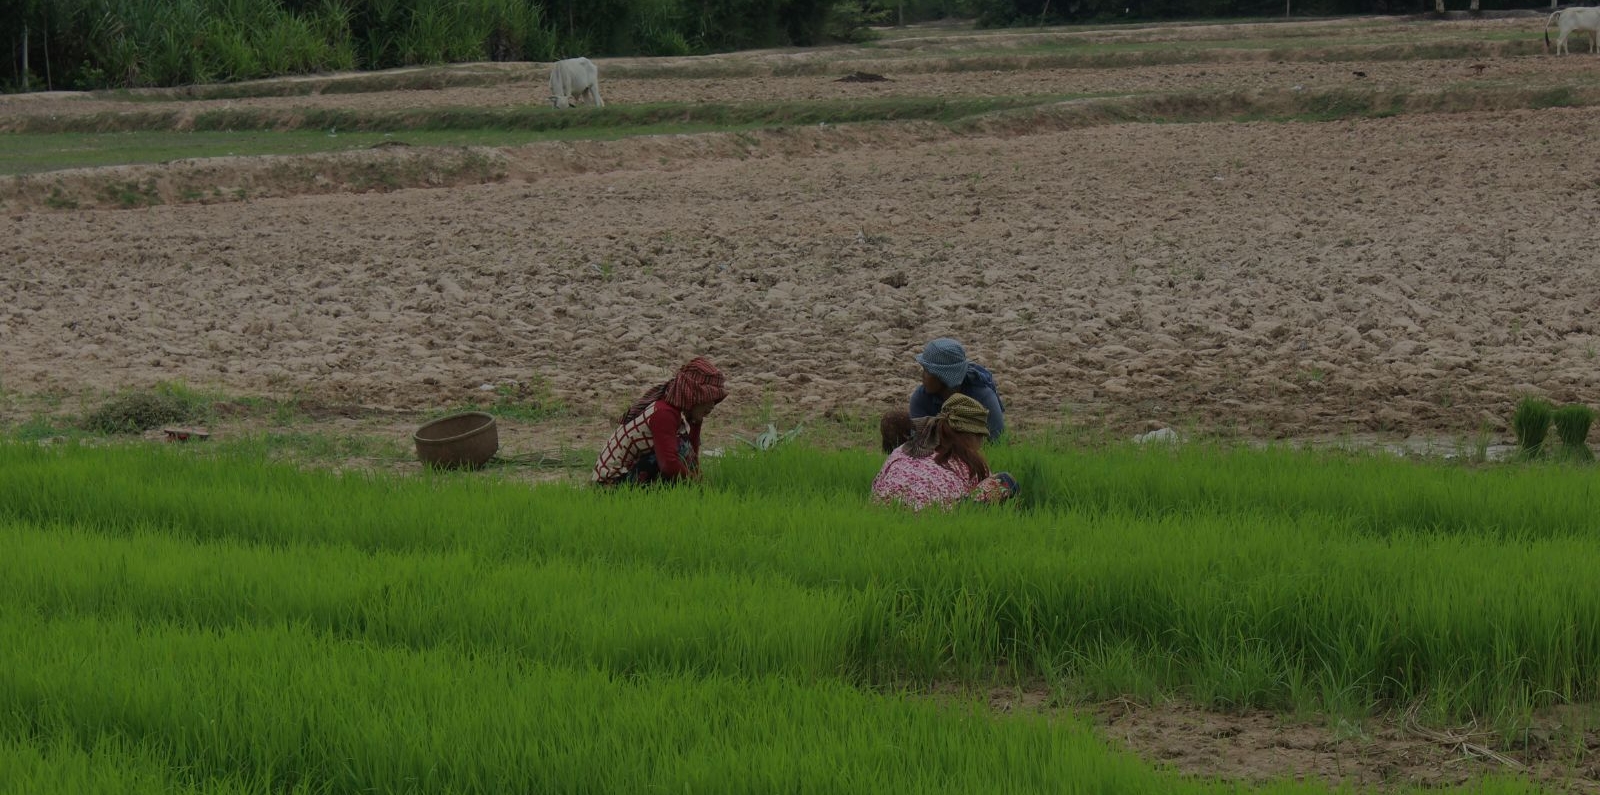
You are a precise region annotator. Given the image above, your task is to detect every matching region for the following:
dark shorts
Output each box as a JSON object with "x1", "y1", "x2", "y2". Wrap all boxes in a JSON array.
[{"x1": 622, "y1": 439, "x2": 697, "y2": 485}]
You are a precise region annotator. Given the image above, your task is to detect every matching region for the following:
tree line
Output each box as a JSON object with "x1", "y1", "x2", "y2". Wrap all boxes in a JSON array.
[
  {"x1": 1, "y1": 0, "x2": 876, "y2": 90},
  {"x1": 1, "y1": 0, "x2": 1567, "y2": 91}
]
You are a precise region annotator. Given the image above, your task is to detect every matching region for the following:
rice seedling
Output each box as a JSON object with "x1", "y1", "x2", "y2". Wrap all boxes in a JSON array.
[
  {"x1": 1512, "y1": 397, "x2": 1554, "y2": 461},
  {"x1": 0, "y1": 611, "x2": 1268, "y2": 795},
  {"x1": 6, "y1": 440, "x2": 1600, "y2": 729},
  {"x1": 1552, "y1": 403, "x2": 1595, "y2": 464}
]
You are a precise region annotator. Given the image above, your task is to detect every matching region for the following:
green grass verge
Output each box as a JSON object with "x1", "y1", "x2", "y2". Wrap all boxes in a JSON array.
[
  {"x1": 4, "y1": 441, "x2": 1600, "y2": 723},
  {"x1": 2, "y1": 439, "x2": 1594, "y2": 790},
  {"x1": 0, "y1": 96, "x2": 1050, "y2": 175}
]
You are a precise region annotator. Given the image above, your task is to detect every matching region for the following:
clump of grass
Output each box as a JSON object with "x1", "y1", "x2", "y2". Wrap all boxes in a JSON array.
[
  {"x1": 1553, "y1": 404, "x2": 1595, "y2": 464},
  {"x1": 100, "y1": 179, "x2": 162, "y2": 208},
  {"x1": 453, "y1": 376, "x2": 566, "y2": 423},
  {"x1": 82, "y1": 383, "x2": 210, "y2": 434},
  {"x1": 1512, "y1": 397, "x2": 1554, "y2": 461}
]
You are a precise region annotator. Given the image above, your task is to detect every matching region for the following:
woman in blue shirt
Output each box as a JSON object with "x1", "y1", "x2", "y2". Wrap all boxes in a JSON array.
[{"x1": 881, "y1": 337, "x2": 1005, "y2": 452}]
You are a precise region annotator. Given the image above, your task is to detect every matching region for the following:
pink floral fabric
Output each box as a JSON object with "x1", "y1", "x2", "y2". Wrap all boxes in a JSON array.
[{"x1": 871, "y1": 448, "x2": 975, "y2": 512}]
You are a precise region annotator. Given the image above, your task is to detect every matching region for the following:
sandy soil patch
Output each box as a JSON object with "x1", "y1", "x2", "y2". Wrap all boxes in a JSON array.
[
  {"x1": 1086, "y1": 697, "x2": 1600, "y2": 791},
  {"x1": 916, "y1": 680, "x2": 1600, "y2": 791}
]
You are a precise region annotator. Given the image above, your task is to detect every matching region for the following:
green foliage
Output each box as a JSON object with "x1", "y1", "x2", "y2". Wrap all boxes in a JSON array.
[
  {"x1": 5, "y1": 0, "x2": 876, "y2": 90},
  {"x1": 9, "y1": 0, "x2": 361, "y2": 90},
  {"x1": 861, "y1": 0, "x2": 985, "y2": 24},
  {"x1": 1511, "y1": 396, "x2": 1553, "y2": 460},
  {"x1": 7, "y1": 441, "x2": 1600, "y2": 733},
  {"x1": 81, "y1": 382, "x2": 210, "y2": 434},
  {"x1": 826, "y1": 0, "x2": 892, "y2": 43},
  {"x1": 1552, "y1": 403, "x2": 1595, "y2": 463}
]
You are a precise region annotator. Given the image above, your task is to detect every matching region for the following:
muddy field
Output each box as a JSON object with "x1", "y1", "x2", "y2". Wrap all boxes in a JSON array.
[{"x1": 4, "y1": 15, "x2": 1600, "y2": 446}]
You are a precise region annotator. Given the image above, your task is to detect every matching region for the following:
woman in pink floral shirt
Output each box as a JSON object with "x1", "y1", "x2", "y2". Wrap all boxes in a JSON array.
[{"x1": 871, "y1": 394, "x2": 1016, "y2": 511}]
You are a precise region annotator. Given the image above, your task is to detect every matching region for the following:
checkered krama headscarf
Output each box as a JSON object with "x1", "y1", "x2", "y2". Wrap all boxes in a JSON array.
[
  {"x1": 620, "y1": 357, "x2": 727, "y2": 424},
  {"x1": 665, "y1": 356, "x2": 727, "y2": 409}
]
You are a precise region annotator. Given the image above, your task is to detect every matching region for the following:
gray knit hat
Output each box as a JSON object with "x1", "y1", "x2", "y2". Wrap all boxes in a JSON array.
[{"x1": 915, "y1": 338, "x2": 969, "y2": 389}]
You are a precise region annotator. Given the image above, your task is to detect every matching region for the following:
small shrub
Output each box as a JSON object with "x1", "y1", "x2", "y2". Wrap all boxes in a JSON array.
[
  {"x1": 1511, "y1": 397, "x2": 1554, "y2": 461},
  {"x1": 1552, "y1": 404, "x2": 1595, "y2": 463},
  {"x1": 83, "y1": 383, "x2": 209, "y2": 434}
]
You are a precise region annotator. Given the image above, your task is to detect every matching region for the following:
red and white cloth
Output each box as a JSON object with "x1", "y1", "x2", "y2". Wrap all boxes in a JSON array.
[
  {"x1": 871, "y1": 448, "x2": 977, "y2": 511},
  {"x1": 618, "y1": 357, "x2": 727, "y2": 426},
  {"x1": 592, "y1": 400, "x2": 702, "y2": 485}
]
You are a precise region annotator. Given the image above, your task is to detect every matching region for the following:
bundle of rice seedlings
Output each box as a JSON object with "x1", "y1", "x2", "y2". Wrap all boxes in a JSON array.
[
  {"x1": 1511, "y1": 397, "x2": 1554, "y2": 461},
  {"x1": 1553, "y1": 404, "x2": 1595, "y2": 463}
]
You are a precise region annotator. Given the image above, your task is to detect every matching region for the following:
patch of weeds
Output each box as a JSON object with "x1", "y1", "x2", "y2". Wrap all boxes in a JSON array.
[
  {"x1": 1467, "y1": 422, "x2": 1493, "y2": 466},
  {"x1": 44, "y1": 188, "x2": 79, "y2": 210},
  {"x1": 457, "y1": 376, "x2": 566, "y2": 423},
  {"x1": 1531, "y1": 87, "x2": 1576, "y2": 110},
  {"x1": 352, "y1": 162, "x2": 403, "y2": 191},
  {"x1": 1511, "y1": 396, "x2": 1553, "y2": 461},
  {"x1": 82, "y1": 382, "x2": 211, "y2": 434},
  {"x1": 218, "y1": 395, "x2": 307, "y2": 427},
  {"x1": 454, "y1": 148, "x2": 506, "y2": 181},
  {"x1": 100, "y1": 179, "x2": 161, "y2": 208},
  {"x1": 7, "y1": 414, "x2": 77, "y2": 442}
]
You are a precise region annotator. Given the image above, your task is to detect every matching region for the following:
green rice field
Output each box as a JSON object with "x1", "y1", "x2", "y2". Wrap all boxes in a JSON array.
[{"x1": 3, "y1": 439, "x2": 1598, "y2": 792}]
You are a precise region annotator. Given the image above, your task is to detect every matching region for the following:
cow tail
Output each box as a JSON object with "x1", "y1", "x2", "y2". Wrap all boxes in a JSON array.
[{"x1": 1546, "y1": 11, "x2": 1557, "y2": 52}]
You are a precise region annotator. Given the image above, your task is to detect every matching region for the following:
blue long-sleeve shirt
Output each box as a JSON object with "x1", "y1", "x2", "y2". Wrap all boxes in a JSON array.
[{"x1": 909, "y1": 366, "x2": 1005, "y2": 442}]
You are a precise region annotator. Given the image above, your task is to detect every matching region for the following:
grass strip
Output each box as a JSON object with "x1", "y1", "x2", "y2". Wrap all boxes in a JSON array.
[
  {"x1": 0, "y1": 733, "x2": 269, "y2": 795},
  {"x1": 0, "y1": 96, "x2": 1047, "y2": 136},
  {"x1": 0, "y1": 611, "x2": 1231, "y2": 795},
  {"x1": 3, "y1": 442, "x2": 1600, "y2": 724},
  {"x1": 0, "y1": 521, "x2": 866, "y2": 680}
]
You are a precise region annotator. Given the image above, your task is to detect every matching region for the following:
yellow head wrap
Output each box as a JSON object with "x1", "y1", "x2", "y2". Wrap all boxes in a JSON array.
[{"x1": 937, "y1": 394, "x2": 989, "y2": 437}]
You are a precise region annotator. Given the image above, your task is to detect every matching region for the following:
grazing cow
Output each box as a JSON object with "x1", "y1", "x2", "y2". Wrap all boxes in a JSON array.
[
  {"x1": 549, "y1": 57, "x2": 603, "y2": 109},
  {"x1": 1546, "y1": 7, "x2": 1600, "y2": 55}
]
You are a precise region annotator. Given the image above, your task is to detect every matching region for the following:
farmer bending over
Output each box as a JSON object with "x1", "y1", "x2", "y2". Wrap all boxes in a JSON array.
[
  {"x1": 881, "y1": 337, "x2": 1005, "y2": 452},
  {"x1": 593, "y1": 356, "x2": 727, "y2": 486},
  {"x1": 872, "y1": 393, "x2": 1017, "y2": 511}
]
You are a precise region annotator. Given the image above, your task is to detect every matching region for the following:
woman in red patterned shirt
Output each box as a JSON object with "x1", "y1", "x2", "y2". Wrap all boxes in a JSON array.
[{"x1": 592, "y1": 357, "x2": 727, "y2": 486}]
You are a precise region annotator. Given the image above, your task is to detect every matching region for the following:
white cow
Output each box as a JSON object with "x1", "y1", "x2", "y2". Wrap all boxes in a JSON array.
[
  {"x1": 548, "y1": 57, "x2": 603, "y2": 109},
  {"x1": 1546, "y1": 7, "x2": 1600, "y2": 55}
]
